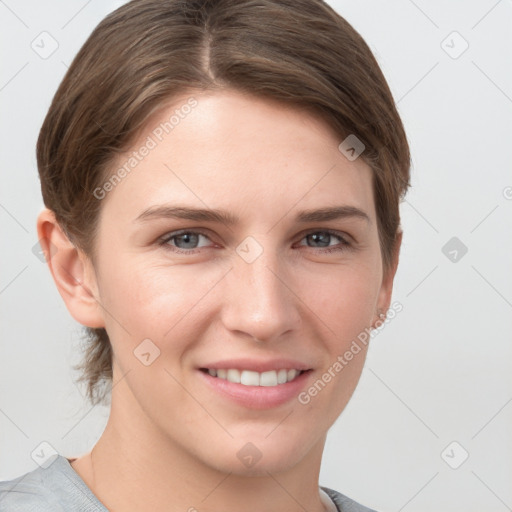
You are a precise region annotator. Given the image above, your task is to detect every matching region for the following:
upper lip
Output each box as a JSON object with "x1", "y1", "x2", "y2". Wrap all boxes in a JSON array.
[{"x1": 199, "y1": 358, "x2": 313, "y2": 373}]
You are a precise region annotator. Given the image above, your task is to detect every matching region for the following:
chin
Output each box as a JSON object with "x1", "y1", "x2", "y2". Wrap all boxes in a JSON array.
[
  {"x1": 200, "y1": 433, "x2": 311, "y2": 476},
  {"x1": 218, "y1": 453, "x2": 302, "y2": 477}
]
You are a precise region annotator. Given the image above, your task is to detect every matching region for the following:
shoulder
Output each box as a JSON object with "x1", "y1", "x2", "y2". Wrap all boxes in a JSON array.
[
  {"x1": 0, "y1": 454, "x2": 106, "y2": 512},
  {"x1": 0, "y1": 463, "x2": 57, "y2": 511},
  {"x1": 321, "y1": 485, "x2": 379, "y2": 512}
]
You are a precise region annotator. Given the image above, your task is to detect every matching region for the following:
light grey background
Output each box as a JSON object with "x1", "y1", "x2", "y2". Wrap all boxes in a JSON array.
[{"x1": 1, "y1": 1, "x2": 511, "y2": 511}]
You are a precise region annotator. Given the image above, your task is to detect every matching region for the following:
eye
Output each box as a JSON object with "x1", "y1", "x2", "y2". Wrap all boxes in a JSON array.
[
  {"x1": 296, "y1": 229, "x2": 351, "y2": 253},
  {"x1": 158, "y1": 230, "x2": 213, "y2": 254},
  {"x1": 158, "y1": 228, "x2": 351, "y2": 255}
]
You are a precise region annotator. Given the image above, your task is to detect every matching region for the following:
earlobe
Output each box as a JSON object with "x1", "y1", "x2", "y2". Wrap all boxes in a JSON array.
[{"x1": 36, "y1": 208, "x2": 105, "y2": 329}]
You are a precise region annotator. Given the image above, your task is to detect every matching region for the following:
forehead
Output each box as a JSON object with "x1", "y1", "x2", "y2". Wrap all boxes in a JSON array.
[{"x1": 99, "y1": 90, "x2": 375, "y2": 226}]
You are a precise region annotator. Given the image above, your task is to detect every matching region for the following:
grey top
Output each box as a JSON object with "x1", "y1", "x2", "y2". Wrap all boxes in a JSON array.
[{"x1": 0, "y1": 455, "x2": 377, "y2": 511}]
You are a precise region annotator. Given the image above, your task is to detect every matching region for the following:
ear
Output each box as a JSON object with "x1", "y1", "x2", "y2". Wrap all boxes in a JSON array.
[
  {"x1": 36, "y1": 208, "x2": 105, "y2": 329},
  {"x1": 373, "y1": 229, "x2": 402, "y2": 327}
]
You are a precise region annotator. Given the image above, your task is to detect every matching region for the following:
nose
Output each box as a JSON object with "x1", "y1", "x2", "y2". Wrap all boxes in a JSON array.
[{"x1": 220, "y1": 239, "x2": 302, "y2": 343}]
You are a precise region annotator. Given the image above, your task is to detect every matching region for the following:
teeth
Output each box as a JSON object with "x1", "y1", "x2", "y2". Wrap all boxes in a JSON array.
[
  {"x1": 226, "y1": 368, "x2": 241, "y2": 383},
  {"x1": 259, "y1": 370, "x2": 277, "y2": 386},
  {"x1": 277, "y1": 369, "x2": 288, "y2": 384},
  {"x1": 241, "y1": 370, "x2": 260, "y2": 386},
  {"x1": 288, "y1": 369, "x2": 298, "y2": 381},
  {"x1": 205, "y1": 368, "x2": 304, "y2": 386}
]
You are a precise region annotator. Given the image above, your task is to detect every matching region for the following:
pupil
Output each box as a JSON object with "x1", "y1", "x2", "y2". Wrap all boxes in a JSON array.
[
  {"x1": 178, "y1": 233, "x2": 198, "y2": 248},
  {"x1": 310, "y1": 232, "x2": 329, "y2": 247}
]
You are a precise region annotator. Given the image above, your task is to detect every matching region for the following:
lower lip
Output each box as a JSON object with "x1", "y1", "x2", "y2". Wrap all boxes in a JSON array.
[{"x1": 198, "y1": 369, "x2": 313, "y2": 410}]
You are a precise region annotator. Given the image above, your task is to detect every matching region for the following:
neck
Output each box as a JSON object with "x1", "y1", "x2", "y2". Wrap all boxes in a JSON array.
[{"x1": 71, "y1": 383, "x2": 328, "y2": 512}]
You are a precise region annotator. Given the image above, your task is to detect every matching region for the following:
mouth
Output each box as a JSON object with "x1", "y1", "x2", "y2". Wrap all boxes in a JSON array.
[
  {"x1": 199, "y1": 367, "x2": 310, "y2": 387},
  {"x1": 197, "y1": 367, "x2": 314, "y2": 409}
]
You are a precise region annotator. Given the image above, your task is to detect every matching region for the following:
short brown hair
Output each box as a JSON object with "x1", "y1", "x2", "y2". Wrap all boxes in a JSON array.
[{"x1": 37, "y1": 0, "x2": 410, "y2": 406}]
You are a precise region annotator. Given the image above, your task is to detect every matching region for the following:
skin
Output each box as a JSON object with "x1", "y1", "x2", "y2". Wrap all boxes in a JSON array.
[{"x1": 37, "y1": 89, "x2": 401, "y2": 512}]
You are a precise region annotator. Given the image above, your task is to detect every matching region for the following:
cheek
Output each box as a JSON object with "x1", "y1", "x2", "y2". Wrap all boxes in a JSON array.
[
  {"x1": 299, "y1": 273, "x2": 375, "y2": 421},
  {"x1": 300, "y1": 260, "x2": 381, "y2": 343},
  {"x1": 98, "y1": 248, "x2": 381, "y2": 363},
  {"x1": 294, "y1": 263, "x2": 379, "y2": 416},
  {"x1": 97, "y1": 260, "x2": 222, "y2": 351}
]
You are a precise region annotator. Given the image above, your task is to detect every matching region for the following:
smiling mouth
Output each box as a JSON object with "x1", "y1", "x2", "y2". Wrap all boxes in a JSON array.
[{"x1": 199, "y1": 368, "x2": 311, "y2": 387}]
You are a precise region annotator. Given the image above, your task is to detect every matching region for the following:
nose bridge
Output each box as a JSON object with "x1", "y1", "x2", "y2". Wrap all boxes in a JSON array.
[{"x1": 222, "y1": 234, "x2": 300, "y2": 340}]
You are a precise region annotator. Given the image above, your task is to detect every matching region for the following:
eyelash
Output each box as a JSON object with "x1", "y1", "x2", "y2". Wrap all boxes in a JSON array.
[{"x1": 157, "y1": 229, "x2": 352, "y2": 255}]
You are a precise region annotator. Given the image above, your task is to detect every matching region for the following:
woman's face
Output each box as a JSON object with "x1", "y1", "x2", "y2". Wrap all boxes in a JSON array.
[{"x1": 80, "y1": 89, "x2": 397, "y2": 475}]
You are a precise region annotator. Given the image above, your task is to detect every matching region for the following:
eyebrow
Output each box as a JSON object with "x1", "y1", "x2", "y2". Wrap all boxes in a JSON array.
[{"x1": 134, "y1": 204, "x2": 370, "y2": 225}]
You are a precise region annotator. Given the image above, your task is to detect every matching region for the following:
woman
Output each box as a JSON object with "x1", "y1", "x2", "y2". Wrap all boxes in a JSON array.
[{"x1": 0, "y1": 0, "x2": 410, "y2": 510}]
